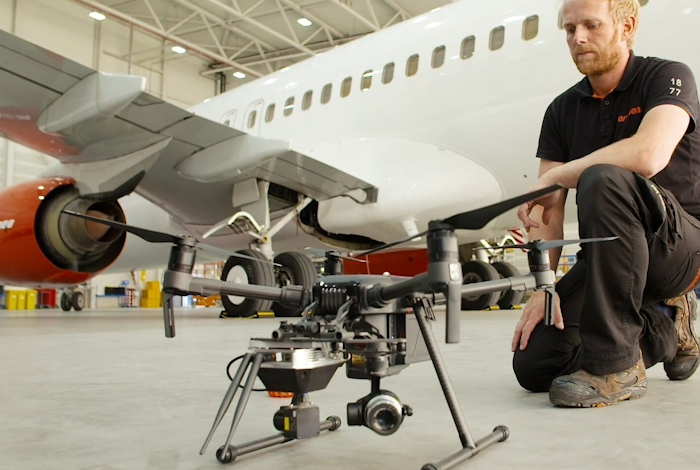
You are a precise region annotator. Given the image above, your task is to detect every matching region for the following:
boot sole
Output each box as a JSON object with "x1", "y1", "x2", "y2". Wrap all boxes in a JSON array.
[{"x1": 549, "y1": 381, "x2": 648, "y2": 408}]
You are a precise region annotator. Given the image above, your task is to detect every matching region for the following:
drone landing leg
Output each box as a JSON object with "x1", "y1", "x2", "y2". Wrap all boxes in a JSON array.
[{"x1": 413, "y1": 300, "x2": 509, "y2": 470}]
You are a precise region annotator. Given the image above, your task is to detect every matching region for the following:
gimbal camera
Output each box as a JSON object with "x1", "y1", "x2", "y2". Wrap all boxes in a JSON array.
[{"x1": 63, "y1": 184, "x2": 615, "y2": 470}]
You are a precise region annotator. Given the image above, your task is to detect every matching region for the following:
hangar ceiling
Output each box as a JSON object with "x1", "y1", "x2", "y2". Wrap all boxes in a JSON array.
[{"x1": 70, "y1": 0, "x2": 456, "y2": 82}]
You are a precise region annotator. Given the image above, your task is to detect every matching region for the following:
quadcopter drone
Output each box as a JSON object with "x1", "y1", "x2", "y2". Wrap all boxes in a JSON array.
[{"x1": 64, "y1": 185, "x2": 615, "y2": 470}]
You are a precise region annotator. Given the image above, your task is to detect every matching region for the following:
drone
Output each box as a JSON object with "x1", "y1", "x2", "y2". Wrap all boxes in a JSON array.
[{"x1": 63, "y1": 185, "x2": 615, "y2": 470}]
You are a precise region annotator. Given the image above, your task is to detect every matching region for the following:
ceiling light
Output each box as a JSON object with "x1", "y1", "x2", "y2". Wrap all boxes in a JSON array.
[
  {"x1": 233, "y1": 72, "x2": 246, "y2": 79},
  {"x1": 297, "y1": 18, "x2": 313, "y2": 27},
  {"x1": 171, "y1": 46, "x2": 186, "y2": 54},
  {"x1": 89, "y1": 11, "x2": 106, "y2": 21}
]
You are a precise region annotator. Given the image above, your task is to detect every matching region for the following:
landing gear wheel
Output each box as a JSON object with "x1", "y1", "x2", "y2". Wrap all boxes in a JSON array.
[
  {"x1": 461, "y1": 260, "x2": 500, "y2": 310},
  {"x1": 60, "y1": 292, "x2": 72, "y2": 312},
  {"x1": 71, "y1": 291, "x2": 85, "y2": 311},
  {"x1": 491, "y1": 261, "x2": 524, "y2": 309},
  {"x1": 220, "y1": 249, "x2": 275, "y2": 318},
  {"x1": 272, "y1": 251, "x2": 317, "y2": 317}
]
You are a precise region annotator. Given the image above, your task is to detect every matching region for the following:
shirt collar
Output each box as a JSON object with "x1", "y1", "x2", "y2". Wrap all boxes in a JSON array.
[{"x1": 574, "y1": 52, "x2": 643, "y2": 98}]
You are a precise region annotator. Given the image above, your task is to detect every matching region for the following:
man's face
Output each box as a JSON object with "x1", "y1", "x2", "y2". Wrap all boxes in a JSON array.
[{"x1": 562, "y1": 0, "x2": 627, "y2": 77}]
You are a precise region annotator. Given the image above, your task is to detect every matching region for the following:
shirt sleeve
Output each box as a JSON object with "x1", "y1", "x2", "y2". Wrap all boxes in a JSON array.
[
  {"x1": 536, "y1": 100, "x2": 568, "y2": 162},
  {"x1": 644, "y1": 61, "x2": 699, "y2": 134}
]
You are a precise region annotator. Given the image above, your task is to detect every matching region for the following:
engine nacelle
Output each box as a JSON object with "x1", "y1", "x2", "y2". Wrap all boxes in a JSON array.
[{"x1": 0, "y1": 177, "x2": 126, "y2": 287}]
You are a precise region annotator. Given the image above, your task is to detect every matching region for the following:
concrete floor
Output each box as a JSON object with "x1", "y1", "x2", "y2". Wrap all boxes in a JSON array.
[{"x1": 1, "y1": 307, "x2": 698, "y2": 470}]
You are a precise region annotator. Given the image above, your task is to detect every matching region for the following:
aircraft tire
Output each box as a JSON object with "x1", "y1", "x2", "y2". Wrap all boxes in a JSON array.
[
  {"x1": 220, "y1": 250, "x2": 275, "y2": 318},
  {"x1": 71, "y1": 291, "x2": 85, "y2": 311},
  {"x1": 272, "y1": 251, "x2": 317, "y2": 317},
  {"x1": 60, "y1": 292, "x2": 72, "y2": 312},
  {"x1": 461, "y1": 260, "x2": 501, "y2": 310},
  {"x1": 491, "y1": 261, "x2": 524, "y2": 309}
]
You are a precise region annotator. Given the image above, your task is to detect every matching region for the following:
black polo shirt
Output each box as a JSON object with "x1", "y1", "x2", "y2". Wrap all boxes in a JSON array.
[{"x1": 537, "y1": 53, "x2": 700, "y2": 218}]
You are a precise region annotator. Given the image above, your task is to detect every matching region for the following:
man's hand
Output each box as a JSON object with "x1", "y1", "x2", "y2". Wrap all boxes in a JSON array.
[
  {"x1": 517, "y1": 176, "x2": 565, "y2": 231},
  {"x1": 511, "y1": 290, "x2": 564, "y2": 352}
]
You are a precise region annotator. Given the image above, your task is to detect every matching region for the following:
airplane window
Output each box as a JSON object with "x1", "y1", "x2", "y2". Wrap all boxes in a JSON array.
[
  {"x1": 303, "y1": 91, "x2": 313, "y2": 110},
  {"x1": 265, "y1": 104, "x2": 275, "y2": 123},
  {"x1": 284, "y1": 97, "x2": 295, "y2": 116},
  {"x1": 321, "y1": 84, "x2": 332, "y2": 104},
  {"x1": 523, "y1": 15, "x2": 539, "y2": 40},
  {"x1": 382, "y1": 62, "x2": 395, "y2": 84},
  {"x1": 461, "y1": 36, "x2": 475, "y2": 59},
  {"x1": 432, "y1": 46, "x2": 446, "y2": 68},
  {"x1": 361, "y1": 70, "x2": 373, "y2": 91},
  {"x1": 490, "y1": 26, "x2": 505, "y2": 51},
  {"x1": 341, "y1": 77, "x2": 352, "y2": 97},
  {"x1": 406, "y1": 54, "x2": 419, "y2": 77},
  {"x1": 247, "y1": 110, "x2": 257, "y2": 129}
]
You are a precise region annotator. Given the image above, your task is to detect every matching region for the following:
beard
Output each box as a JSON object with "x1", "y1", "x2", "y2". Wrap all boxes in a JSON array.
[{"x1": 571, "y1": 32, "x2": 623, "y2": 77}]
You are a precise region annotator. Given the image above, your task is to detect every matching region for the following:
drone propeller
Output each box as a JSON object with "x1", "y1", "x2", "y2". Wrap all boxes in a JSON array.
[
  {"x1": 305, "y1": 247, "x2": 368, "y2": 263},
  {"x1": 357, "y1": 184, "x2": 563, "y2": 257},
  {"x1": 487, "y1": 237, "x2": 618, "y2": 252},
  {"x1": 61, "y1": 210, "x2": 279, "y2": 266}
]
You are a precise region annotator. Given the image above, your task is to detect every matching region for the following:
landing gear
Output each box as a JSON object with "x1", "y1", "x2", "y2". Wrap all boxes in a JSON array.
[
  {"x1": 220, "y1": 250, "x2": 275, "y2": 318},
  {"x1": 59, "y1": 290, "x2": 86, "y2": 312},
  {"x1": 460, "y1": 261, "x2": 500, "y2": 310},
  {"x1": 272, "y1": 252, "x2": 317, "y2": 317},
  {"x1": 491, "y1": 262, "x2": 524, "y2": 309},
  {"x1": 60, "y1": 292, "x2": 72, "y2": 311},
  {"x1": 71, "y1": 291, "x2": 85, "y2": 311}
]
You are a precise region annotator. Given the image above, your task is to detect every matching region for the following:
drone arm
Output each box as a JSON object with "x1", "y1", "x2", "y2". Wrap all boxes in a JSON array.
[{"x1": 366, "y1": 273, "x2": 430, "y2": 308}]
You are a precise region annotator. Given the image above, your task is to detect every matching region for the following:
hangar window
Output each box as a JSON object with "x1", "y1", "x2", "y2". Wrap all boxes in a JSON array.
[
  {"x1": 490, "y1": 26, "x2": 505, "y2": 51},
  {"x1": 361, "y1": 70, "x2": 374, "y2": 91},
  {"x1": 341, "y1": 77, "x2": 352, "y2": 97},
  {"x1": 321, "y1": 84, "x2": 332, "y2": 104},
  {"x1": 383, "y1": 62, "x2": 395, "y2": 84},
  {"x1": 247, "y1": 110, "x2": 257, "y2": 129},
  {"x1": 523, "y1": 15, "x2": 539, "y2": 40},
  {"x1": 406, "y1": 54, "x2": 419, "y2": 77},
  {"x1": 284, "y1": 97, "x2": 295, "y2": 116},
  {"x1": 303, "y1": 91, "x2": 313, "y2": 110},
  {"x1": 432, "y1": 46, "x2": 446, "y2": 68},
  {"x1": 265, "y1": 104, "x2": 275, "y2": 123},
  {"x1": 461, "y1": 36, "x2": 475, "y2": 59}
]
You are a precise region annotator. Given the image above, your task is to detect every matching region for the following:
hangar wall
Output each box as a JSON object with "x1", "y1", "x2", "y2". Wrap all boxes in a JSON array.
[{"x1": 0, "y1": 0, "x2": 218, "y2": 191}]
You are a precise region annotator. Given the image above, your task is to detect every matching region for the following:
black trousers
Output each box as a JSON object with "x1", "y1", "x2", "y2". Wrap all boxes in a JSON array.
[{"x1": 513, "y1": 164, "x2": 700, "y2": 392}]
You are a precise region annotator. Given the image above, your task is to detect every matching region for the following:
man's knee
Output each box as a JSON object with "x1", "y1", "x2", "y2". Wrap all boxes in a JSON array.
[
  {"x1": 578, "y1": 164, "x2": 634, "y2": 196},
  {"x1": 512, "y1": 348, "x2": 553, "y2": 392}
]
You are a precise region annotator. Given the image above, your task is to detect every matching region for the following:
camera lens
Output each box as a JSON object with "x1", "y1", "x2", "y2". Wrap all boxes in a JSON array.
[{"x1": 364, "y1": 393, "x2": 403, "y2": 436}]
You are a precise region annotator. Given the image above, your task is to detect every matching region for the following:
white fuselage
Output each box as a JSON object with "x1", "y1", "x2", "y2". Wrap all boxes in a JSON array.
[{"x1": 120, "y1": 0, "x2": 699, "y2": 269}]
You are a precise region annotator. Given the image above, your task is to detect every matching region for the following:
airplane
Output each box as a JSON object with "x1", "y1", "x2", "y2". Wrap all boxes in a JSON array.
[{"x1": 0, "y1": 0, "x2": 695, "y2": 317}]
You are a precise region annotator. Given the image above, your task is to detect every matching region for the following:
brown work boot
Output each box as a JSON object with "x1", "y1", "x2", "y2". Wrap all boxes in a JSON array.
[
  {"x1": 664, "y1": 291, "x2": 700, "y2": 381},
  {"x1": 549, "y1": 355, "x2": 647, "y2": 407}
]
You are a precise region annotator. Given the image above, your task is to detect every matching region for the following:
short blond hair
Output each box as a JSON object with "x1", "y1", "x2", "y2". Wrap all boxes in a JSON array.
[{"x1": 560, "y1": 0, "x2": 640, "y2": 48}]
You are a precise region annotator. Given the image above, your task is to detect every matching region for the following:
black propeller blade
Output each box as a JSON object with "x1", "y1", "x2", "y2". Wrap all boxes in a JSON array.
[
  {"x1": 357, "y1": 185, "x2": 563, "y2": 257},
  {"x1": 492, "y1": 237, "x2": 618, "y2": 252},
  {"x1": 441, "y1": 184, "x2": 562, "y2": 230},
  {"x1": 62, "y1": 210, "x2": 279, "y2": 267},
  {"x1": 62, "y1": 210, "x2": 184, "y2": 244}
]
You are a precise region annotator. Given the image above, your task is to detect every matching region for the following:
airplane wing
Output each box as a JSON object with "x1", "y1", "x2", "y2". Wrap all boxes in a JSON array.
[{"x1": 0, "y1": 29, "x2": 375, "y2": 226}]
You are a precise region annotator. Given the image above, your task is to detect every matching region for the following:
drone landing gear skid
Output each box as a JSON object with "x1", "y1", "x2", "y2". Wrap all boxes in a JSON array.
[
  {"x1": 199, "y1": 297, "x2": 508, "y2": 469},
  {"x1": 412, "y1": 298, "x2": 508, "y2": 470},
  {"x1": 200, "y1": 351, "x2": 342, "y2": 464}
]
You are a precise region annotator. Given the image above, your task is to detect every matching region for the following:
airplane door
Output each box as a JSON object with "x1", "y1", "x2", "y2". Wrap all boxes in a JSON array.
[{"x1": 244, "y1": 100, "x2": 264, "y2": 135}]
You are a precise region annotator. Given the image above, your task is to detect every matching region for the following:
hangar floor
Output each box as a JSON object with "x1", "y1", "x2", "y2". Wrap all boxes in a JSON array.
[{"x1": 1, "y1": 307, "x2": 698, "y2": 470}]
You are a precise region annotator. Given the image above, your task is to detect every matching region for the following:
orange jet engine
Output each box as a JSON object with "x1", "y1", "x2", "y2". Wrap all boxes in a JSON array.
[{"x1": 0, "y1": 177, "x2": 126, "y2": 286}]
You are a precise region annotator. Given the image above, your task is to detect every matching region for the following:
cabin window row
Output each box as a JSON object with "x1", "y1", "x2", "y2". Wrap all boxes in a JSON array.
[{"x1": 253, "y1": 15, "x2": 542, "y2": 128}]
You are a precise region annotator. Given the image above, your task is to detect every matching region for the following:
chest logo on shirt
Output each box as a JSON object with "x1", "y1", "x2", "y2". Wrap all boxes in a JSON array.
[{"x1": 618, "y1": 106, "x2": 643, "y2": 123}]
